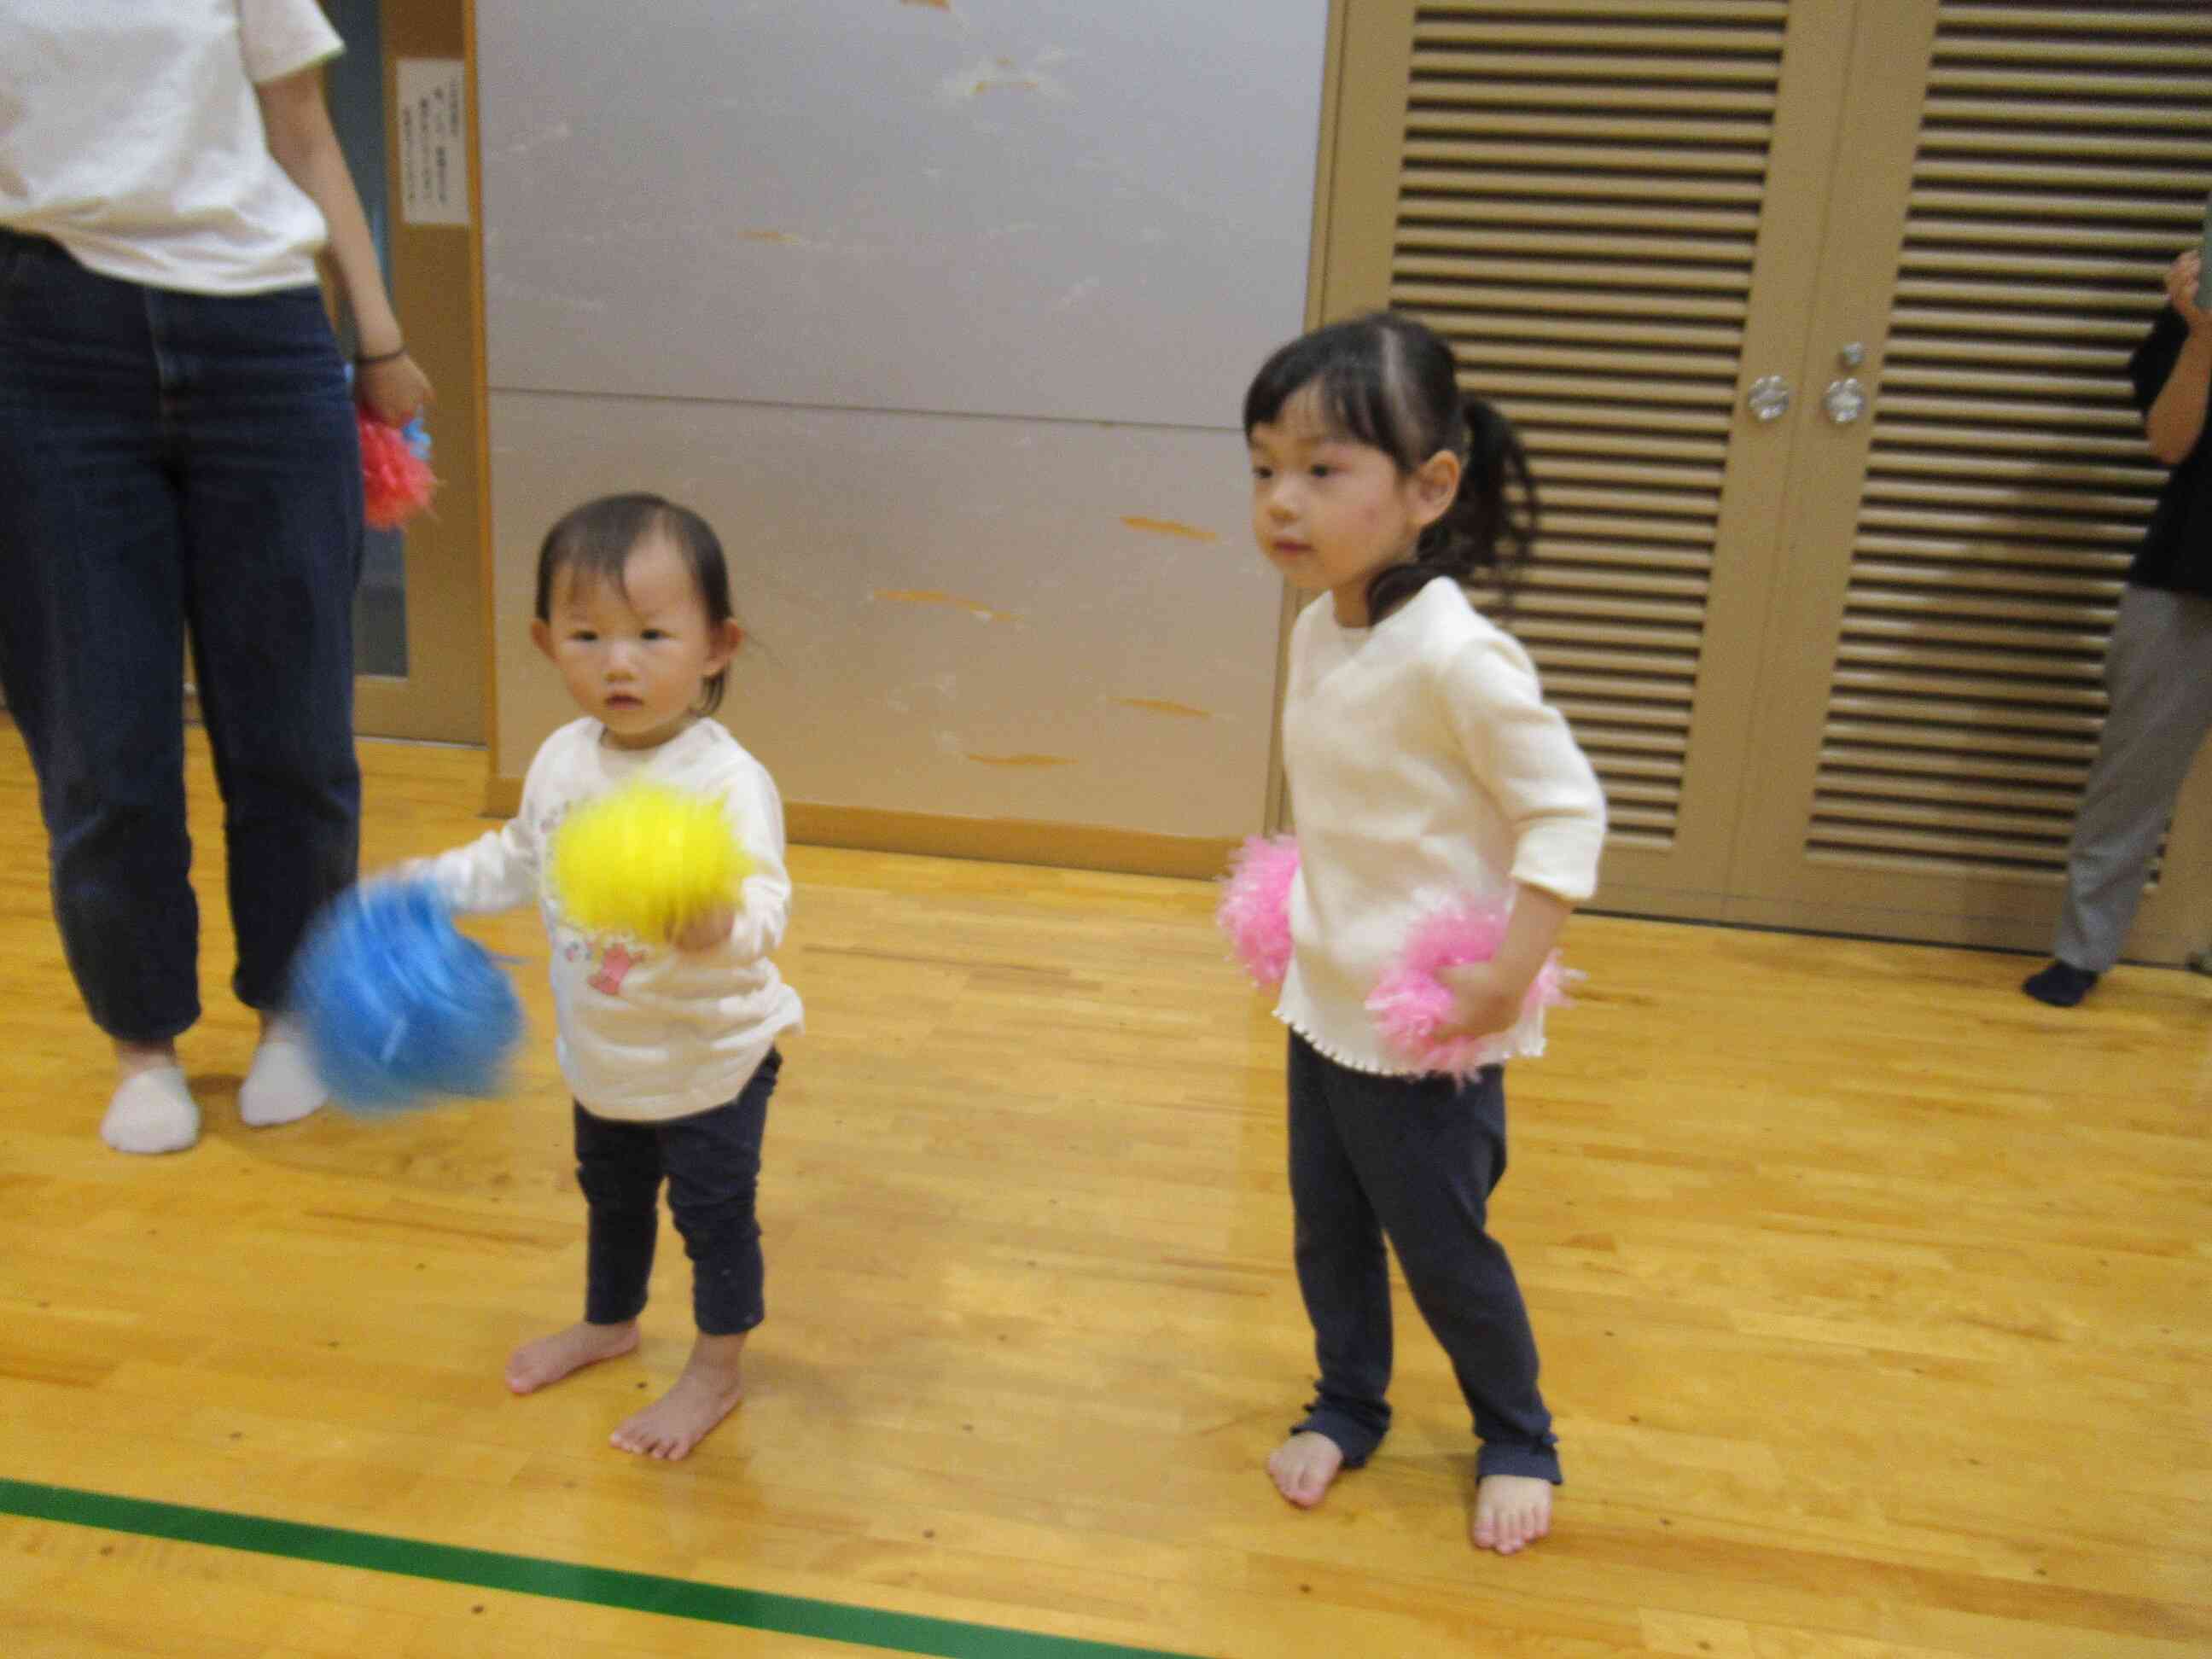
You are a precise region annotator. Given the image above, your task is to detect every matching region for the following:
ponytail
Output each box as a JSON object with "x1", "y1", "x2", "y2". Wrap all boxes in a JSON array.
[{"x1": 1363, "y1": 393, "x2": 1538, "y2": 626}]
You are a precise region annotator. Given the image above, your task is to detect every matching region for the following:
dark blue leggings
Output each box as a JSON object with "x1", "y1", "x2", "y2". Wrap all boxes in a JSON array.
[
  {"x1": 575, "y1": 1050, "x2": 782, "y2": 1336},
  {"x1": 1287, "y1": 1031, "x2": 1560, "y2": 1483}
]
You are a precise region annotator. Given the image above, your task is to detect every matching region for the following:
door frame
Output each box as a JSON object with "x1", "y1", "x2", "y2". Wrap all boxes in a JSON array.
[{"x1": 349, "y1": 0, "x2": 489, "y2": 746}]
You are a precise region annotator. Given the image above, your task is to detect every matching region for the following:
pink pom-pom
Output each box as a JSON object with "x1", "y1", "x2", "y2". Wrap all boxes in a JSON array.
[
  {"x1": 1365, "y1": 894, "x2": 1575, "y2": 1078},
  {"x1": 1216, "y1": 834, "x2": 1300, "y2": 989},
  {"x1": 358, "y1": 410, "x2": 436, "y2": 530}
]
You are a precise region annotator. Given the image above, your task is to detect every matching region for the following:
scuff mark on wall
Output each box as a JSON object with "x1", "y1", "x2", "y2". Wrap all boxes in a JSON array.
[
  {"x1": 937, "y1": 49, "x2": 1071, "y2": 103},
  {"x1": 965, "y1": 753, "x2": 1076, "y2": 768},
  {"x1": 886, "y1": 671, "x2": 961, "y2": 715},
  {"x1": 1115, "y1": 697, "x2": 1213, "y2": 719},
  {"x1": 1051, "y1": 277, "x2": 1102, "y2": 312},
  {"x1": 901, "y1": 0, "x2": 952, "y2": 9},
  {"x1": 741, "y1": 230, "x2": 801, "y2": 244},
  {"x1": 498, "y1": 120, "x2": 573, "y2": 157},
  {"x1": 1120, "y1": 515, "x2": 1219, "y2": 543},
  {"x1": 486, "y1": 277, "x2": 607, "y2": 314},
  {"x1": 873, "y1": 589, "x2": 1019, "y2": 623}
]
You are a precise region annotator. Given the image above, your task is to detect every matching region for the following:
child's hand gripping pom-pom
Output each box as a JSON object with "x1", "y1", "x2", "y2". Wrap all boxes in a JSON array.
[
  {"x1": 1216, "y1": 834, "x2": 1301, "y2": 989},
  {"x1": 289, "y1": 879, "x2": 525, "y2": 1115},
  {"x1": 548, "y1": 780, "x2": 755, "y2": 942},
  {"x1": 358, "y1": 407, "x2": 437, "y2": 530},
  {"x1": 1365, "y1": 894, "x2": 1578, "y2": 1079}
]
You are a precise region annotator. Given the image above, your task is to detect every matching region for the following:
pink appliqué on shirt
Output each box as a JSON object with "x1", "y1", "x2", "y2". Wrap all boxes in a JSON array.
[{"x1": 589, "y1": 941, "x2": 640, "y2": 996}]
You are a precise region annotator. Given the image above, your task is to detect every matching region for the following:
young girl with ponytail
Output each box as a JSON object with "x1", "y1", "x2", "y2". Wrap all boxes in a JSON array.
[{"x1": 1241, "y1": 311, "x2": 1606, "y2": 1555}]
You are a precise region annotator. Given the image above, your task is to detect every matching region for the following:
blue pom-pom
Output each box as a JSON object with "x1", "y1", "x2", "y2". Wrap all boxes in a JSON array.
[{"x1": 290, "y1": 880, "x2": 523, "y2": 1115}]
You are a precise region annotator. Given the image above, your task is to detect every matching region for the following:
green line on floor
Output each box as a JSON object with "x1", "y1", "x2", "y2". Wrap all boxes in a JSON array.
[{"x1": 0, "y1": 1477, "x2": 1202, "y2": 1659}]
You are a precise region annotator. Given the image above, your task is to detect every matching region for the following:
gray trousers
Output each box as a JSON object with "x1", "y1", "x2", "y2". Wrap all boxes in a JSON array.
[{"x1": 2055, "y1": 585, "x2": 2212, "y2": 972}]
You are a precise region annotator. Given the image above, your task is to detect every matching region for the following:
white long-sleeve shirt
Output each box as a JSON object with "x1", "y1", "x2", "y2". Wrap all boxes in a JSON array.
[
  {"x1": 1277, "y1": 579, "x2": 1607, "y2": 1074},
  {"x1": 415, "y1": 717, "x2": 802, "y2": 1121}
]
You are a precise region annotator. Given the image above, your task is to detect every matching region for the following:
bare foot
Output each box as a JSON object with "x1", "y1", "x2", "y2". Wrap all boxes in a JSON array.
[
  {"x1": 505, "y1": 1320, "x2": 638, "y2": 1394},
  {"x1": 1472, "y1": 1473, "x2": 1552, "y2": 1555},
  {"x1": 1266, "y1": 1429, "x2": 1347, "y2": 1509},
  {"x1": 609, "y1": 1331, "x2": 747, "y2": 1460}
]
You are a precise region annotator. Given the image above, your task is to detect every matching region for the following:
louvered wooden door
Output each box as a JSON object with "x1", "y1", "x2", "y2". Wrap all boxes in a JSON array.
[
  {"x1": 1726, "y1": 0, "x2": 2212, "y2": 956},
  {"x1": 1320, "y1": 0, "x2": 2212, "y2": 959},
  {"x1": 1324, "y1": 0, "x2": 1868, "y2": 922}
]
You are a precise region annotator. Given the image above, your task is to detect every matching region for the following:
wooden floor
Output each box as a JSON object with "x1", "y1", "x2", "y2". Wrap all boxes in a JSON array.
[{"x1": 1, "y1": 725, "x2": 2208, "y2": 1657}]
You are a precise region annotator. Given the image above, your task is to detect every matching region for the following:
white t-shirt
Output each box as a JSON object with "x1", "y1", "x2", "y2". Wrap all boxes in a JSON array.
[
  {"x1": 1276, "y1": 579, "x2": 1608, "y2": 1074},
  {"x1": 414, "y1": 718, "x2": 806, "y2": 1122},
  {"x1": 0, "y1": 0, "x2": 342, "y2": 294}
]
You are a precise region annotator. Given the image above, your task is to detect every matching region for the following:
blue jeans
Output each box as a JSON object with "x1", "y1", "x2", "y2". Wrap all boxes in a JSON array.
[{"x1": 0, "y1": 229, "x2": 363, "y2": 1044}]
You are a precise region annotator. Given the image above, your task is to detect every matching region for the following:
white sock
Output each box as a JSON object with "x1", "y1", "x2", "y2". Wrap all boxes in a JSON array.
[
  {"x1": 102, "y1": 1065, "x2": 201, "y2": 1155},
  {"x1": 239, "y1": 1016, "x2": 329, "y2": 1127}
]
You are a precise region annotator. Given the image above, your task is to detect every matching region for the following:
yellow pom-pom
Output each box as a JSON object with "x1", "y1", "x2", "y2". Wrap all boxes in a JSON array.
[{"x1": 548, "y1": 781, "x2": 753, "y2": 940}]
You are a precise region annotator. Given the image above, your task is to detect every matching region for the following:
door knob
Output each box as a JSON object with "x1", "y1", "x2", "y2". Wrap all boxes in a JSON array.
[
  {"x1": 1746, "y1": 375, "x2": 1791, "y2": 422},
  {"x1": 1823, "y1": 376, "x2": 1866, "y2": 424}
]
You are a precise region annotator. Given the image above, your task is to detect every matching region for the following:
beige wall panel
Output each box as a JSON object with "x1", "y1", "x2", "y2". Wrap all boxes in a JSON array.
[
  {"x1": 474, "y1": 2, "x2": 1330, "y2": 867},
  {"x1": 488, "y1": 393, "x2": 1281, "y2": 843}
]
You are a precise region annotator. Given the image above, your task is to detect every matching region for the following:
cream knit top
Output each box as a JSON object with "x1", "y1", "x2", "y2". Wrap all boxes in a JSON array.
[{"x1": 1276, "y1": 579, "x2": 1607, "y2": 1074}]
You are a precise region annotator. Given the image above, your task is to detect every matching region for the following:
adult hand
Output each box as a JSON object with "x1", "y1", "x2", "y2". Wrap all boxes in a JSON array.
[
  {"x1": 357, "y1": 351, "x2": 433, "y2": 426},
  {"x1": 2167, "y1": 249, "x2": 2206, "y2": 335}
]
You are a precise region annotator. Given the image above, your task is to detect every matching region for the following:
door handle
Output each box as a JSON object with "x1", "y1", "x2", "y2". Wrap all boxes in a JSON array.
[
  {"x1": 1746, "y1": 375, "x2": 1791, "y2": 422},
  {"x1": 1823, "y1": 376, "x2": 1866, "y2": 424}
]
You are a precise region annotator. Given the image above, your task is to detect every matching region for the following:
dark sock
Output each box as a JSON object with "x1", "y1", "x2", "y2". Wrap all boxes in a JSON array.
[{"x1": 2022, "y1": 959, "x2": 2098, "y2": 1007}]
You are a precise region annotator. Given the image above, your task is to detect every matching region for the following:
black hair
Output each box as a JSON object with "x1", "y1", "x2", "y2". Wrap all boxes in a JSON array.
[
  {"x1": 534, "y1": 493, "x2": 739, "y2": 716},
  {"x1": 1243, "y1": 310, "x2": 1537, "y2": 626}
]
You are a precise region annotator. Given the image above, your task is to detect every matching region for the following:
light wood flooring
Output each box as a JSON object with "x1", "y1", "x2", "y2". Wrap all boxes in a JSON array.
[{"x1": 0, "y1": 726, "x2": 2207, "y2": 1656}]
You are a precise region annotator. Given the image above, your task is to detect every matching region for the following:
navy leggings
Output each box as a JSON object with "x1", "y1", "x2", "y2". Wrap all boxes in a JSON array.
[
  {"x1": 576, "y1": 1050, "x2": 782, "y2": 1336},
  {"x1": 1287, "y1": 1030, "x2": 1560, "y2": 1483}
]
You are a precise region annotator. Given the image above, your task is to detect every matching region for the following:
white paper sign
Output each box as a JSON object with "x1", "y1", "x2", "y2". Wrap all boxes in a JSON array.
[{"x1": 397, "y1": 59, "x2": 470, "y2": 226}]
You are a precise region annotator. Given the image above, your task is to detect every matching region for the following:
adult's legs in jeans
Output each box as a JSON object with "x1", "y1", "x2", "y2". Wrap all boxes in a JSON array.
[
  {"x1": 173, "y1": 286, "x2": 362, "y2": 1010},
  {"x1": 0, "y1": 234, "x2": 204, "y2": 1148},
  {"x1": 168, "y1": 285, "x2": 363, "y2": 1119}
]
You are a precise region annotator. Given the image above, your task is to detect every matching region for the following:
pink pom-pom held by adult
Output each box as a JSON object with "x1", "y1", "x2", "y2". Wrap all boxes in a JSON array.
[
  {"x1": 1366, "y1": 894, "x2": 1576, "y2": 1079},
  {"x1": 358, "y1": 409, "x2": 437, "y2": 530},
  {"x1": 1216, "y1": 834, "x2": 1301, "y2": 989}
]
